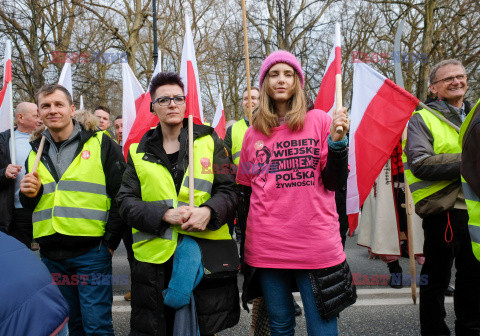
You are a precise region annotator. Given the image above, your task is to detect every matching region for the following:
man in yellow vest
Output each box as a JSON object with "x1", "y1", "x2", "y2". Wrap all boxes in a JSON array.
[
  {"x1": 117, "y1": 72, "x2": 238, "y2": 336},
  {"x1": 460, "y1": 98, "x2": 480, "y2": 262},
  {"x1": 404, "y1": 59, "x2": 480, "y2": 335},
  {"x1": 20, "y1": 84, "x2": 125, "y2": 336}
]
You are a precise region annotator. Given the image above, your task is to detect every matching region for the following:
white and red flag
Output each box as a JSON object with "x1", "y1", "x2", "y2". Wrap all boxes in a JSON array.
[
  {"x1": 314, "y1": 22, "x2": 341, "y2": 116},
  {"x1": 0, "y1": 40, "x2": 13, "y2": 134},
  {"x1": 180, "y1": 14, "x2": 204, "y2": 125},
  {"x1": 122, "y1": 58, "x2": 162, "y2": 158},
  {"x1": 58, "y1": 59, "x2": 73, "y2": 97},
  {"x1": 346, "y1": 62, "x2": 420, "y2": 232},
  {"x1": 212, "y1": 93, "x2": 226, "y2": 139}
]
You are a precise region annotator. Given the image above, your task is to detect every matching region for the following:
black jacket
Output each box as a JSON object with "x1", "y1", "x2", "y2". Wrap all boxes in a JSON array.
[
  {"x1": 117, "y1": 119, "x2": 237, "y2": 237},
  {"x1": 20, "y1": 121, "x2": 126, "y2": 259},
  {"x1": 461, "y1": 101, "x2": 480, "y2": 198},
  {"x1": 118, "y1": 120, "x2": 239, "y2": 336},
  {"x1": 0, "y1": 129, "x2": 15, "y2": 233}
]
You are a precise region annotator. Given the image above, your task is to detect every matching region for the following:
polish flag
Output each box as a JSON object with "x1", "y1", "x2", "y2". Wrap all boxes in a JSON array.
[
  {"x1": 212, "y1": 93, "x2": 226, "y2": 139},
  {"x1": 314, "y1": 23, "x2": 341, "y2": 116},
  {"x1": 0, "y1": 40, "x2": 13, "y2": 134},
  {"x1": 58, "y1": 59, "x2": 73, "y2": 97},
  {"x1": 346, "y1": 62, "x2": 420, "y2": 232},
  {"x1": 180, "y1": 14, "x2": 204, "y2": 125},
  {"x1": 122, "y1": 58, "x2": 162, "y2": 158}
]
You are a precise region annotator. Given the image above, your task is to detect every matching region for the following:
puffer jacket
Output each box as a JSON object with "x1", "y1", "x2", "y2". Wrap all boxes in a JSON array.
[
  {"x1": 0, "y1": 232, "x2": 69, "y2": 335},
  {"x1": 404, "y1": 99, "x2": 471, "y2": 217},
  {"x1": 117, "y1": 119, "x2": 239, "y2": 335}
]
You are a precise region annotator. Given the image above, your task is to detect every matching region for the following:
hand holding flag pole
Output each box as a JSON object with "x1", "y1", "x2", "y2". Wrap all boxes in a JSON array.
[{"x1": 241, "y1": 0, "x2": 253, "y2": 122}]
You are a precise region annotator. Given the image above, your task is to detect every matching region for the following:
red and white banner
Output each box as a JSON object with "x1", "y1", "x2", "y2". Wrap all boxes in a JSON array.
[
  {"x1": 0, "y1": 40, "x2": 13, "y2": 134},
  {"x1": 314, "y1": 22, "x2": 341, "y2": 116},
  {"x1": 212, "y1": 93, "x2": 226, "y2": 139},
  {"x1": 58, "y1": 60, "x2": 73, "y2": 97},
  {"x1": 180, "y1": 14, "x2": 204, "y2": 125},
  {"x1": 122, "y1": 58, "x2": 162, "y2": 158},
  {"x1": 346, "y1": 62, "x2": 419, "y2": 232}
]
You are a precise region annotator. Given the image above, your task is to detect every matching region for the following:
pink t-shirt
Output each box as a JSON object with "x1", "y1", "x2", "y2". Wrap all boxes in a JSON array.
[{"x1": 236, "y1": 109, "x2": 346, "y2": 269}]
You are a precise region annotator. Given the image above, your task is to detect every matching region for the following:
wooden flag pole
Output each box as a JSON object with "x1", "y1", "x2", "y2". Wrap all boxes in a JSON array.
[
  {"x1": 334, "y1": 23, "x2": 343, "y2": 135},
  {"x1": 32, "y1": 136, "x2": 46, "y2": 173},
  {"x1": 241, "y1": 0, "x2": 253, "y2": 122},
  {"x1": 188, "y1": 115, "x2": 194, "y2": 206},
  {"x1": 402, "y1": 127, "x2": 417, "y2": 304}
]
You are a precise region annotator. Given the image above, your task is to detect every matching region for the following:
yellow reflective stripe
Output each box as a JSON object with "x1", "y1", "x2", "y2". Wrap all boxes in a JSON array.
[
  {"x1": 177, "y1": 201, "x2": 189, "y2": 207},
  {"x1": 470, "y1": 225, "x2": 480, "y2": 245},
  {"x1": 182, "y1": 177, "x2": 213, "y2": 194},
  {"x1": 33, "y1": 208, "x2": 52, "y2": 222},
  {"x1": 462, "y1": 182, "x2": 480, "y2": 202},
  {"x1": 132, "y1": 228, "x2": 174, "y2": 244},
  {"x1": 53, "y1": 206, "x2": 108, "y2": 222},
  {"x1": 43, "y1": 182, "x2": 57, "y2": 195},
  {"x1": 57, "y1": 180, "x2": 107, "y2": 196}
]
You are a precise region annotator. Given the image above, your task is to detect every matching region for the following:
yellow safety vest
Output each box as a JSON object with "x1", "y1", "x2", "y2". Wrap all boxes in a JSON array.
[
  {"x1": 28, "y1": 132, "x2": 110, "y2": 239},
  {"x1": 129, "y1": 134, "x2": 232, "y2": 264},
  {"x1": 459, "y1": 98, "x2": 480, "y2": 260},
  {"x1": 231, "y1": 119, "x2": 249, "y2": 165},
  {"x1": 402, "y1": 108, "x2": 461, "y2": 205}
]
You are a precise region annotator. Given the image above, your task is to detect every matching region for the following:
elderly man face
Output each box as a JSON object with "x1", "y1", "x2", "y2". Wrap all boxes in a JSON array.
[
  {"x1": 16, "y1": 102, "x2": 42, "y2": 133},
  {"x1": 429, "y1": 64, "x2": 468, "y2": 103}
]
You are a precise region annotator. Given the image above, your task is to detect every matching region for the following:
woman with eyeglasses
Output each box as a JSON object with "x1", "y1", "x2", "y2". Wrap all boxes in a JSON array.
[
  {"x1": 237, "y1": 51, "x2": 356, "y2": 335},
  {"x1": 117, "y1": 72, "x2": 239, "y2": 336}
]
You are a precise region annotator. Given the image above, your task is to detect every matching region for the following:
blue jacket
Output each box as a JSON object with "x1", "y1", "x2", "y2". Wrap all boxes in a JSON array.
[{"x1": 0, "y1": 232, "x2": 69, "y2": 335}]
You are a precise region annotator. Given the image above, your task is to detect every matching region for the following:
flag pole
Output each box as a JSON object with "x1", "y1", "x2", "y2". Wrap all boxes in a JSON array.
[
  {"x1": 394, "y1": 18, "x2": 417, "y2": 304},
  {"x1": 188, "y1": 114, "x2": 194, "y2": 206},
  {"x1": 241, "y1": 0, "x2": 252, "y2": 122},
  {"x1": 8, "y1": 80, "x2": 15, "y2": 165},
  {"x1": 334, "y1": 22, "x2": 343, "y2": 135},
  {"x1": 32, "y1": 136, "x2": 45, "y2": 173}
]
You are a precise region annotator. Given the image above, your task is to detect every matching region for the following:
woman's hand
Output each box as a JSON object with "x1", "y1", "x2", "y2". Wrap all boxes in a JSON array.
[
  {"x1": 162, "y1": 207, "x2": 191, "y2": 225},
  {"x1": 181, "y1": 206, "x2": 211, "y2": 232},
  {"x1": 330, "y1": 107, "x2": 349, "y2": 142}
]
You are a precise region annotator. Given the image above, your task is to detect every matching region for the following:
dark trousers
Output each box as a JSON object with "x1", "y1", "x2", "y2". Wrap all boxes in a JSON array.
[
  {"x1": 8, "y1": 208, "x2": 33, "y2": 248},
  {"x1": 42, "y1": 244, "x2": 114, "y2": 336},
  {"x1": 420, "y1": 209, "x2": 480, "y2": 336}
]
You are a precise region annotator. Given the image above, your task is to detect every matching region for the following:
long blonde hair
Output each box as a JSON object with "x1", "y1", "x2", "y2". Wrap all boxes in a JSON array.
[{"x1": 252, "y1": 71, "x2": 306, "y2": 136}]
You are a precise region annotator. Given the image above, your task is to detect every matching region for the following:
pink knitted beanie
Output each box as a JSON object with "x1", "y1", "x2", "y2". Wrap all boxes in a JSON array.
[{"x1": 258, "y1": 50, "x2": 305, "y2": 88}]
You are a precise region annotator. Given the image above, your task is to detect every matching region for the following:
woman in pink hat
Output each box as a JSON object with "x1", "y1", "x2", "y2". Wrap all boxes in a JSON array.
[{"x1": 237, "y1": 50, "x2": 356, "y2": 335}]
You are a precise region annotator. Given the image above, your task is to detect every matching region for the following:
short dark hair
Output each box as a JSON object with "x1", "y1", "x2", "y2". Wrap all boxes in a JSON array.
[
  {"x1": 35, "y1": 84, "x2": 73, "y2": 105},
  {"x1": 149, "y1": 72, "x2": 184, "y2": 99},
  {"x1": 243, "y1": 86, "x2": 260, "y2": 95},
  {"x1": 115, "y1": 115, "x2": 122, "y2": 121},
  {"x1": 94, "y1": 105, "x2": 110, "y2": 114}
]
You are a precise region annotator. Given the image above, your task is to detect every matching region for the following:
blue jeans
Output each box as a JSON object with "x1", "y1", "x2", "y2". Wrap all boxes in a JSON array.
[
  {"x1": 258, "y1": 268, "x2": 338, "y2": 336},
  {"x1": 42, "y1": 244, "x2": 114, "y2": 336}
]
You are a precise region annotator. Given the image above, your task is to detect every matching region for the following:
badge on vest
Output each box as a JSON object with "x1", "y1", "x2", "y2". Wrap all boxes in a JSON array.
[
  {"x1": 200, "y1": 157, "x2": 211, "y2": 168},
  {"x1": 81, "y1": 150, "x2": 91, "y2": 160}
]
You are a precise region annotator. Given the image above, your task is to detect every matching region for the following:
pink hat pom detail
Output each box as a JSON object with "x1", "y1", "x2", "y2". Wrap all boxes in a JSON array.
[{"x1": 258, "y1": 50, "x2": 305, "y2": 88}]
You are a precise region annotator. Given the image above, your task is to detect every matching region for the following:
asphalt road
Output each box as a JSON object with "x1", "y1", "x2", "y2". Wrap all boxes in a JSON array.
[{"x1": 110, "y1": 233, "x2": 457, "y2": 335}]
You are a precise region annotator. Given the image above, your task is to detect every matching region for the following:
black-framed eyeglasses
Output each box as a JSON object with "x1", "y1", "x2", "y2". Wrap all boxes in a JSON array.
[
  {"x1": 432, "y1": 74, "x2": 467, "y2": 85},
  {"x1": 153, "y1": 96, "x2": 186, "y2": 106}
]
